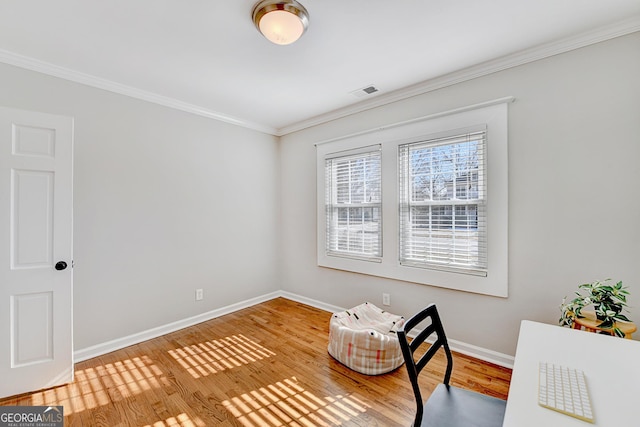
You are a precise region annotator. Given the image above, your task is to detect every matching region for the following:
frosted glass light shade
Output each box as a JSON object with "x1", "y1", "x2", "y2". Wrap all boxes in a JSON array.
[
  {"x1": 259, "y1": 10, "x2": 303, "y2": 45},
  {"x1": 252, "y1": 0, "x2": 309, "y2": 45}
]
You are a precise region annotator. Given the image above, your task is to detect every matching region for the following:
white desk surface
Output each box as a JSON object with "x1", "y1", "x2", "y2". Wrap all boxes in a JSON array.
[{"x1": 503, "y1": 320, "x2": 640, "y2": 427}]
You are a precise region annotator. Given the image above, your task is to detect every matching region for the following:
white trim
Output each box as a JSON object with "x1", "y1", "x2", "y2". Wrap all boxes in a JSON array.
[
  {"x1": 278, "y1": 291, "x2": 346, "y2": 314},
  {"x1": 316, "y1": 102, "x2": 509, "y2": 297},
  {"x1": 447, "y1": 337, "x2": 514, "y2": 369},
  {"x1": 0, "y1": 49, "x2": 277, "y2": 136},
  {"x1": 410, "y1": 328, "x2": 515, "y2": 369},
  {"x1": 280, "y1": 292, "x2": 514, "y2": 368},
  {"x1": 314, "y1": 97, "x2": 514, "y2": 146},
  {"x1": 73, "y1": 291, "x2": 280, "y2": 362},
  {"x1": 74, "y1": 290, "x2": 514, "y2": 369},
  {"x1": 0, "y1": 19, "x2": 637, "y2": 137},
  {"x1": 278, "y1": 17, "x2": 640, "y2": 136}
]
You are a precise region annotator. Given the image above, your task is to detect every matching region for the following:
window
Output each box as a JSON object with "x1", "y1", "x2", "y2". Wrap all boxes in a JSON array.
[
  {"x1": 325, "y1": 146, "x2": 382, "y2": 260},
  {"x1": 316, "y1": 99, "x2": 510, "y2": 297},
  {"x1": 399, "y1": 128, "x2": 487, "y2": 276}
]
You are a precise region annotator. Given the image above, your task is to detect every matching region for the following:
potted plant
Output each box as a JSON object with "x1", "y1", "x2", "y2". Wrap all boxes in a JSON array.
[{"x1": 559, "y1": 278, "x2": 631, "y2": 337}]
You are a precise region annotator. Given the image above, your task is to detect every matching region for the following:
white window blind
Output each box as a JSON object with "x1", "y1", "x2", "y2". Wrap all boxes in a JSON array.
[
  {"x1": 317, "y1": 99, "x2": 509, "y2": 296},
  {"x1": 325, "y1": 146, "x2": 382, "y2": 260},
  {"x1": 399, "y1": 129, "x2": 487, "y2": 275}
]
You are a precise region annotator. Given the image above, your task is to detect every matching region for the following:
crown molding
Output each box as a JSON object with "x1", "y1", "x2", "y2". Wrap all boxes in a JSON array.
[
  {"x1": 0, "y1": 49, "x2": 278, "y2": 135},
  {"x1": 276, "y1": 16, "x2": 640, "y2": 136},
  {"x1": 0, "y1": 16, "x2": 637, "y2": 138}
]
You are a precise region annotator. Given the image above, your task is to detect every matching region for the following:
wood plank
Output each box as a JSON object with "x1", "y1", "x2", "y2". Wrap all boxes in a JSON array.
[{"x1": 0, "y1": 298, "x2": 511, "y2": 426}]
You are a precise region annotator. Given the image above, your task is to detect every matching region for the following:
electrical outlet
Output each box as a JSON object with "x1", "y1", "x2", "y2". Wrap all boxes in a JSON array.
[
  {"x1": 195, "y1": 289, "x2": 204, "y2": 301},
  {"x1": 382, "y1": 293, "x2": 390, "y2": 306}
]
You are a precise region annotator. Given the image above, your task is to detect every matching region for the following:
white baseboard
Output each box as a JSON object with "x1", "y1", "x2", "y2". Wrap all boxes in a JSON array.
[
  {"x1": 74, "y1": 291, "x2": 281, "y2": 362},
  {"x1": 74, "y1": 290, "x2": 514, "y2": 369},
  {"x1": 278, "y1": 291, "x2": 346, "y2": 314},
  {"x1": 278, "y1": 292, "x2": 514, "y2": 368},
  {"x1": 446, "y1": 338, "x2": 514, "y2": 368}
]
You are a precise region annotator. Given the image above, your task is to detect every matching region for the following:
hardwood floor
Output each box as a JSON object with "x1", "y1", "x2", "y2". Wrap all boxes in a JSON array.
[{"x1": 0, "y1": 298, "x2": 511, "y2": 426}]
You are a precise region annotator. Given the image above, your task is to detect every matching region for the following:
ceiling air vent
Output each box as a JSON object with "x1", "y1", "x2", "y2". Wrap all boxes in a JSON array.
[{"x1": 350, "y1": 84, "x2": 380, "y2": 98}]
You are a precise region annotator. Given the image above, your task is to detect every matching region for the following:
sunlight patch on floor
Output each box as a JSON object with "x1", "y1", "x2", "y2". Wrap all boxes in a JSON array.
[
  {"x1": 168, "y1": 334, "x2": 276, "y2": 379},
  {"x1": 222, "y1": 377, "x2": 370, "y2": 426},
  {"x1": 29, "y1": 355, "x2": 166, "y2": 415},
  {"x1": 143, "y1": 412, "x2": 206, "y2": 427}
]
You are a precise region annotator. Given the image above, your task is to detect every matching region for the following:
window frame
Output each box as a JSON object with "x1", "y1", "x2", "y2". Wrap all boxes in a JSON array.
[
  {"x1": 324, "y1": 145, "x2": 383, "y2": 261},
  {"x1": 398, "y1": 127, "x2": 488, "y2": 276},
  {"x1": 316, "y1": 99, "x2": 510, "y2": 297}
]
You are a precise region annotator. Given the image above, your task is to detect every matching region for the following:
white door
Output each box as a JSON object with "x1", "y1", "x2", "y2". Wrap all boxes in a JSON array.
[{"x1": 0, "y1": 106, "x2": 73, "y2": 398}]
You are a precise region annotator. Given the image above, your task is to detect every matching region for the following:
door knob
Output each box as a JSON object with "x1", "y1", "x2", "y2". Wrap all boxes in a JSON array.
[{"x1": 55, "y1": 261, "x2": 67, "y2": 271}]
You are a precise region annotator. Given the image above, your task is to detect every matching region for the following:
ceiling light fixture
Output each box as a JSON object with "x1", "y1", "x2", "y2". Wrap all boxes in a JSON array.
[{"x1": 252, "y1": 0, "x2": 309, "y2": 45}]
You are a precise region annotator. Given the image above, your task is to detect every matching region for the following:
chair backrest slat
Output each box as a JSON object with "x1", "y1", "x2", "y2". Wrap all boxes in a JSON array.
[
  {"x1": 397, "y1": 304, "x2": 454, "y2": 422},
  {"x1": 415, "y1": 336, "x2": 444, "y2": 374},
  {"x1": 410, "y1": 323, "x2": 437, "y2": 353}
]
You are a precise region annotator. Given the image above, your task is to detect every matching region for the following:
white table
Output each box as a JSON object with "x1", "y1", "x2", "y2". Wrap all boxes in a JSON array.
[{"x1": 503, "y1": 320, "x2": 640, "y2": 426}]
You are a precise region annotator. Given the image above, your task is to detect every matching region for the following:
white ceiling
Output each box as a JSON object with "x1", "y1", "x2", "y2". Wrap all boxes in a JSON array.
[{"x1": 0, "y1": 0, "x2": 639, "y2": 135}]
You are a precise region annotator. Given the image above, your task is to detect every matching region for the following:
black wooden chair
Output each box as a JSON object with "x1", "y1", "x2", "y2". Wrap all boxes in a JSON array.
[{"x1": 397, "y1": 304, "x2": 506, "y2": 427}]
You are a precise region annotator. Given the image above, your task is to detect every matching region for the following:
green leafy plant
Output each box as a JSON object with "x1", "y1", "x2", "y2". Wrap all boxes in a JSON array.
[{"x1": 559, "y1": 279, "x2": 631, "y2": 337}]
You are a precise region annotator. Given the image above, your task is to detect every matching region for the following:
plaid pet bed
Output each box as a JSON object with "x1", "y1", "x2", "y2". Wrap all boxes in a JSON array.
[{"x1": 328, "y1": 302, "x2": 405, "y2": 375}]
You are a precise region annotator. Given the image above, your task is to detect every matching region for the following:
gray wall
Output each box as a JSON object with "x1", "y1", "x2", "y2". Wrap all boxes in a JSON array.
[
  {"x1": 279, "y1": 32, "x2": 640, "y2": 356},
  {"x1": 0, "y1": 63, "x2": 281, "y2": 350},
  {"x1": 1, "y1": 32, "x2": 637, "y2": 358}
]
